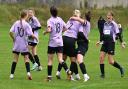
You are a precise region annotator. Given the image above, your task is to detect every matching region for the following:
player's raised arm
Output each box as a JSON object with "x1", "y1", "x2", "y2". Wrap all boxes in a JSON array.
[{"x1": 70, "y1": 16, "x2": 85, "y2": 24}]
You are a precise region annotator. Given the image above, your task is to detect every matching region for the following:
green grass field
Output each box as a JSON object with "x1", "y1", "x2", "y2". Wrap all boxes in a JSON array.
[{"x1": 0, "y1": 25, "x2": 128, "y2": 89}]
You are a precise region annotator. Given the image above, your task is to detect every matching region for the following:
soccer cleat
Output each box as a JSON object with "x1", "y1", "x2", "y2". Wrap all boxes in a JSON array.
[
  {"x1": 84, "y1": 74, "x2": 90, "y2": 82},
  {"x1": 31, "y1": 63, "x2": 38, "y2": 71},
  {"x1": 56, "y1": 75, "x2": 61, "y2": 79},
  {"x1": 27, "y1": 75, "x2": 32, "y2": 80},
  {"x1": 56, "y1": 71, "x2": 61, "y2": 79},
  {"x1": 10, "y1": 74, "x2": 14, "y2": 79},
  {"x1": 36, "y1": 66, "x2": 43, "y2": 71},
  {"x1": 46, "y1": 77, "x2": 52, "y2": 82},
  {"x1": 100, "y1": 74, "x2": 105, "y2": 78},
  {"x1": 75, "y1": 74, "x2": 80, "y2": 80},
  {"x1": 70, "y1": 75, "x2": 76, "y2": 81},
  {"x1": 27, "y1": 72, "x2": 32, "y2": 80},
  {"x1": 120, "y1": 67, "x2": 124, "y2": 77},
  {"x1": 67, "y1": 70, "x2": 72, "y2": 80}
]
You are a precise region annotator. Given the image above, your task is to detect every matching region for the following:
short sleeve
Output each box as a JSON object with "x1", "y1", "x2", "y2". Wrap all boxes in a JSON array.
[
  {"x1": 47, "y1": 19, "x2": 52, "y2": 28},
  {"x1": 34, "y1": 17, "x2": 41, "y2": 27},
  {"x1": 10, "y1": 22, "x2": 16, "y2": 32},
  {"x1": 26, "y1": 24, "x2": 33, "y2": 36},
  {"x1": 113, "y1": 22, "x2": 119, "y2": 34},
  {"x1": 62, "y1": 20, "x2": 67, "y2": 31}
]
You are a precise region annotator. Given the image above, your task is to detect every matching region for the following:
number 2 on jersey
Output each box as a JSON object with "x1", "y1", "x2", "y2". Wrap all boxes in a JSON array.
[{"x1": 68, "y1": 22, "x2": 73, "y2": 29}]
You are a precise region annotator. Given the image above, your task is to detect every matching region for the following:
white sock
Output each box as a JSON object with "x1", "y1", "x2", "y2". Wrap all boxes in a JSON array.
[
  {"x1": 56, "y1": 71, "x2": 60, "y2": 75},
  {"x1": 66, "y1": 69, "x2": 69, "y2": 73},
  {"x1": 48, "y1": 76, "x2": 52, "y2": 78},
  {"x1": 27, "y1": 72, "x2": 31, "y2": 76},
  {"x1": 76, "y1": 74, "x2": 80, "y2": 77}
]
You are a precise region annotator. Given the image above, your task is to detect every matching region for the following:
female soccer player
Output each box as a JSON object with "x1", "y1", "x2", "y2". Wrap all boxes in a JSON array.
[
  {"x1": 44, "y1": 6, "x2": 71, "y2": 81},
  {"x1": 9, "y1": 10, "x2": 37, "y2": 80},
  {"x1": 27, "y1": 9, "x2": 42, "y2": 71},
  {"x1": 69, "y1": 13, "x2": 90, "y2": 82},
  {"x1": 56, "y1": 10, "x2": 81, "y2": 80},
  {"x1": 96, "y1": 11, "x2": 125, "y2": 78}
]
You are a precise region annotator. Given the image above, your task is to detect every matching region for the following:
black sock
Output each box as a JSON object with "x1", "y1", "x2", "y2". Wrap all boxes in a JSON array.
[
  {"x1": 112, "y1": 61, "x2": 122, "y2": 69},
  {"x1": 100, "y1": 64, "x2": 105, "y2": 75},
  {"x1": 61, "y1": 62, "x2": 69, "y2": 72},
  {"x1": 48, "y1": 65, "x2": 52, "y2": 77},
  {"x1": 25, "y1": 62, "x2": 30, "y2": 72},
  {"x1": 34, "y1": 55, "x2": 41, "y2": 66},
  {"x1": 70, "y1": 62, "x2": 75, "y2": 74},
  {"x1": 74, "y1": 62, "x2": 78, "y2": 74},
  {"x1": 28, "y1": 52, "x2": 35, "y2": 64},
  {"x1": 57, "y1": 63, "x2": 63, "y2": 72},
  {"x1": 79, "y1": 63, "x2": 87, "y2": 74},
  {"x1": 11, "y1": 62, "x2": 17, "y2": 74}
]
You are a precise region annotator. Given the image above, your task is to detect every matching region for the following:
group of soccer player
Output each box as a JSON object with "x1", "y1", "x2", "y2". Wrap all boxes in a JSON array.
[{"x1": 9, "y1": 6, "x2": 126, "y2": 82}]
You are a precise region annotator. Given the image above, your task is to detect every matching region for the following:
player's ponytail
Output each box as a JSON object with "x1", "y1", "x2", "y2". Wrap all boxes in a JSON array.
[{"x1": 18, "y1": 10, "x2": 27, "y2": 37}]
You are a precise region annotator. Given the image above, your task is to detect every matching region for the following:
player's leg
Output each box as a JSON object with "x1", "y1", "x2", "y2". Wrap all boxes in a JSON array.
[
  {"x1": 10, "y1": 52, "x2": 19, "y2": 79},
  {"x1": 28, "y1": 45, "x2": 36, "y2": 64},
  {"x1": 56, "y1": 54, "x2": 67, "y2": 79},
  {"x1": 99, "y1": 51, "x2": 106, "y2": 78},
  {"x1": 108, "y1": 54, "x2": 124, "y2": 77},
  {"x1": 56, "y1": 47, "x2": 71, "y2": 80},
  {"x1": 68, "y1": 38, "x2": 79, "y2": 80},
  {"x1": 32, "y1": 45, "x2": 42, "y2": 71},
  {"x1": 107, "y1": 42, "x2": 124, "y2": 77},
  {"x1": 47, "y1": 54, "x2": 54, "y2": 81},
  {"x1": 77, "y1": 44, "x2": 89, "y2": 82},
  {"x1": 77, "y1": 54, "x2": 89, "y2": 82},
  {"x1": 56, "y1": 36, "x2": 68, "y2": 78},
  {"x1": 70, "y1": 57, "x2": 80, "y2": 80},
  {"x1": 47, "y1": 46, "x2": 55, "y2": 81},
  {"x1": 23, "y1": 53, "x2": 32, "y2": 80}
]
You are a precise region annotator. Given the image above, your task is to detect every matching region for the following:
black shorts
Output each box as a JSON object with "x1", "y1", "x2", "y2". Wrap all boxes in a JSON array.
[
  {"x1": 12, "y1": 51, "x2": 29, "y2": 56},
  {"x1": 28, "y1": 42, "x2": 37, "y2": 46},
  {"x1": 100, "y1": 42, "x2": 115, "y2": 55},
  {"x1": 77, "y1": 42, "x2": 88, "y2": 56},
  {"x1": 63, "y1": 36, "x2": 76, "y2": 57},
  {"x1": 47, "y1": 46, "x2": 63, "y2": 54},
  {"x1": 77, "y1": 32, "x2": 89, "y2": 56}
]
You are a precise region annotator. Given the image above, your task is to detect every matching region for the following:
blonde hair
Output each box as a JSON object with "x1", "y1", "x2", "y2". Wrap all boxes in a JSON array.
[{"x1": 73, "y1": 9, "x2": 81, "y2": 17}]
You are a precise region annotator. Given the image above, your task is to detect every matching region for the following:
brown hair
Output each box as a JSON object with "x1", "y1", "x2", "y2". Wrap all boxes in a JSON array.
[{"x1": 20, "y1": 10, "x2": 28, "y2": 18}]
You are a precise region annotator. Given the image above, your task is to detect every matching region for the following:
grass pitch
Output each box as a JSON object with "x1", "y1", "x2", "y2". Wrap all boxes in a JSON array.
[{"x1": 0, "y1": 25, "x2": 128, "y2": 89}]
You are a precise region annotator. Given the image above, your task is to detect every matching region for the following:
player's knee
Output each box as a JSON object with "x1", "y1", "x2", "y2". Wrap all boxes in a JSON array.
[
  {"x1": 13, "y1": 59, "x2": 18, "y2": 63},
  {"x1": 48, "y1": 59, "x2": 53, "y2": 65},
  {"x1": 99, "y1": 55, "x2": 104, "y2": 63},
  {"x1": 108, "y1": 60, "x2": 114, "y2": 65},
  {"x1": 63, "y1": 55, "x2": 67, "y2": 61}
]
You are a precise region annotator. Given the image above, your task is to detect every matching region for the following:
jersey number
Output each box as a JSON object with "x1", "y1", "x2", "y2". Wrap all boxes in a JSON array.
[
  {"x1": 68, "y1": 22, "x2": 73, "y2": 29},
  {"x1": 17, "y1": 27, "x2": 24, "y2": 37},
  {"x1": 55, "y1": 23, "x2": 60, "y2": 33}
]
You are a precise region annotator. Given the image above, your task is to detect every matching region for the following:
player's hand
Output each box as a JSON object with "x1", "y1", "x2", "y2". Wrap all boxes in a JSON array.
[
  {"x1": 35, "y1": 36, "x2": 38, "y2": 42},
  {"x1": 121, "y1": 42, "x2": 126, "y2": 48},
  {"x1": 96, "y1": 41, "x2": 100, "y2": 47},
  {"x1": 96, "y1": 41, "x2": 103, "y2": 47}
]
